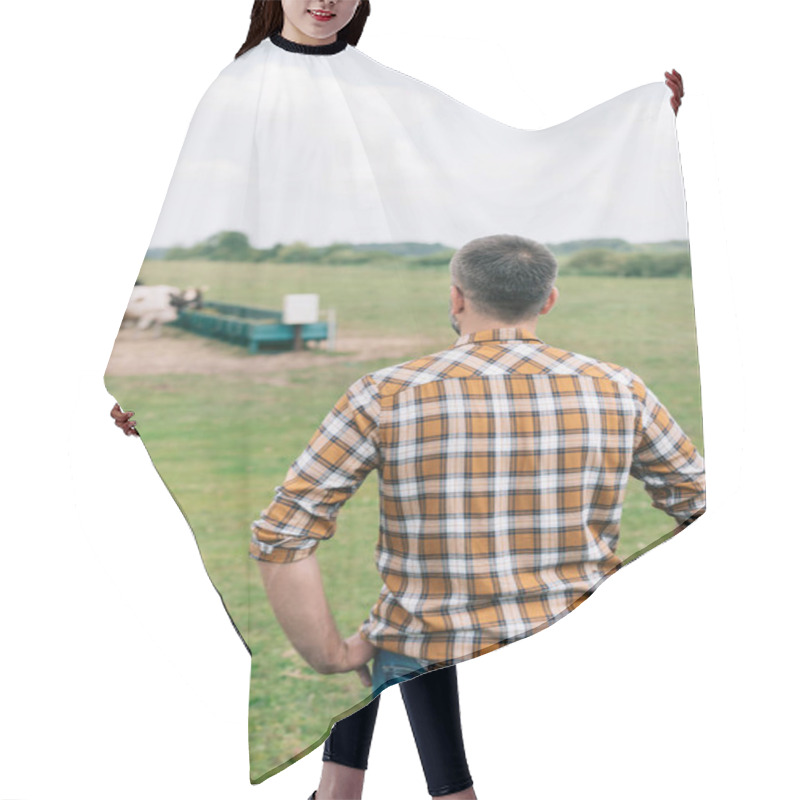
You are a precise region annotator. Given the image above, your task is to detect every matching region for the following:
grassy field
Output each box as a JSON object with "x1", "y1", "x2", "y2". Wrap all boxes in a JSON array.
[{"x1": 106, "y1": 259, "x2": 703, "y2": 780}]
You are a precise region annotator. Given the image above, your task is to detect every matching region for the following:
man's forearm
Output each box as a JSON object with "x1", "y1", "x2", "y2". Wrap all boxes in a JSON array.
[{"x1": 257, "y1": 554, "x2": 345, "y2": 673}]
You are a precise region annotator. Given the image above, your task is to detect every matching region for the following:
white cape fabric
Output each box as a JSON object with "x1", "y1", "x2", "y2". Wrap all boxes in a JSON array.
[
  {"x1": 104, "y1": 34, "x2": 701, "y2": 783},
  {"x1": 149, "y1": 39, "x2": 686, "y2": 250}
]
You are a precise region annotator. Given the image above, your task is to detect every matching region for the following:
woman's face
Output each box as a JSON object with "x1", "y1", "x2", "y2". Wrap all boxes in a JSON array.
[{"x1": 280, "y1": 0, "x2": 361, "y2": 46}]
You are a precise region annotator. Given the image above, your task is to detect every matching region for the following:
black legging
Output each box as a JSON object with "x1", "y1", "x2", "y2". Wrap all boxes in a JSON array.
[{"x1": 322, "y1": 665, "x2": 473, "y2": 797}]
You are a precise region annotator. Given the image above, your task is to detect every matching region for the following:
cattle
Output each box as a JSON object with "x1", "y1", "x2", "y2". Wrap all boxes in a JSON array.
[{"x1": 123, "y1": 284, "x2": 205, "y2": 332}]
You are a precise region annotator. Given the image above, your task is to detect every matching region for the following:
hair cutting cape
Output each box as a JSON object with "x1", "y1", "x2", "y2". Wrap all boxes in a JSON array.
[{"x1": 104, "y1": 33, "x2": 703, "y2": 783}]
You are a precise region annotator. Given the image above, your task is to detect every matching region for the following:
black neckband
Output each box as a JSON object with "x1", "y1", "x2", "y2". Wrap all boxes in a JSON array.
[{"x1": 269, "y1": 32, "x2": 348, "y2": 55}]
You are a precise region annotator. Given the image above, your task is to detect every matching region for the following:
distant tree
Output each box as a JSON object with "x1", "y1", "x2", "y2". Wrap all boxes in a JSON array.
[
  {"x1": 622, "y1": 251, "x2": 691, "y2": 277},
  {"x1": 165, "y1": 230, "x2": 255, "y2": 261},
  {"x1": 207, "y1": 231, "x2": 254, "y2": 261},
  {"x1": 619, "y1": 252, "x2": 654, "y2": 277},
  {"x1": 562, "y1": 247, "x2": 691, "y2": 277},
  {"x1": 323, "y1": 247, "x2": 382, "y2": 264},
  {"x1": 564, "y1": 248, "x2": 627, "y2": 275},
  {"x1": 157, "y1": 234, "x2": 690, "y2": 274},
  {"x1": 548, "y1": 238, "x2": 632, "y2": 256},
  {"x1": 409, "y1": 251, "x2": 455, "y2": 267},
  {"x1": 350, "y1": 241, "x2": 451, "y2": 257},
  {"x1": 274, "y1": 242, "x2": 314, "y2": 262},
  {"x1": 252, "y1": 243, "x2": 282, "y2": 262}
]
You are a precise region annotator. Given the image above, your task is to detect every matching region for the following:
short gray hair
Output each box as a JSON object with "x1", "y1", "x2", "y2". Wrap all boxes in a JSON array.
[{"x1": 449, "y1": 234, "x2": 558, "y2": 322}]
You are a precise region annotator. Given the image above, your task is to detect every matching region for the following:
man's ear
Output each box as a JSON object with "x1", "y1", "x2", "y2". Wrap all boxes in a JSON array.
[
  {"x1": 539, "y1": 286, "x2": 559, "y2": 316},
  {"x1": 450, "y1": 284, "x2": 466, "y2": 314}
]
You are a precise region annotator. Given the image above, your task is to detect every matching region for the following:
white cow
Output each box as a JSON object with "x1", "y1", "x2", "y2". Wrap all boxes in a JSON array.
[{"x1": 123, "y1": 285, "x2": 204, "y2": 331}]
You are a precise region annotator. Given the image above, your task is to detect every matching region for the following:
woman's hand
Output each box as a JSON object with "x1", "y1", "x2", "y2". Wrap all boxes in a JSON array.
[
  {"x1": 665, "y1": 69, "x2": 684, "y2": 116},
  {"x1": 111, "y1": 402, "x2": 139, "y2": 437}
]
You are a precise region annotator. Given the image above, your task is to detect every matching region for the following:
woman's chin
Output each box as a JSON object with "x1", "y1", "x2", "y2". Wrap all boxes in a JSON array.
[{"x1": 296, "y1": 26, "x2": 340, "y2": 43}]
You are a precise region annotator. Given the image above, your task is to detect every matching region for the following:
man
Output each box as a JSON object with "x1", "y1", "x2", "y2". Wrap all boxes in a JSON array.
[{"x1": 249, "y1": 233, "x2": 705, "y2": 799}]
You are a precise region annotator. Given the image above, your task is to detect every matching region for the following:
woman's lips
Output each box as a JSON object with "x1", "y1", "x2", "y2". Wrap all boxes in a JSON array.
[{"x1": 307, "y1": 9, "x2": 335, "y2": 21}]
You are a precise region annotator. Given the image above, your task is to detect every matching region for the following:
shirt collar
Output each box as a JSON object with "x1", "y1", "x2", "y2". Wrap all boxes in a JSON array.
[{"x1": 452, "y1": 327, "x2": 542, "y2": 348}]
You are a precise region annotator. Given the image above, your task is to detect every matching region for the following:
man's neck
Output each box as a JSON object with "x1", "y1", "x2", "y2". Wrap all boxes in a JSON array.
[{"x1": 458, "y1": 318, "x2": 539, "y2": 336}]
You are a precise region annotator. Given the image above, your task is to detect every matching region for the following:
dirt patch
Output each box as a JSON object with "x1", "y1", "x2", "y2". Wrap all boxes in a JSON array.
[{"x1": 105, "y1": 325, "x2": 437, "y2": 383}]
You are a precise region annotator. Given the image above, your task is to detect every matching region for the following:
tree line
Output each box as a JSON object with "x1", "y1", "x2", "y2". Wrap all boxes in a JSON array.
[{"x1": 150, "y1": 232, "x2": 690, "y2": 277}]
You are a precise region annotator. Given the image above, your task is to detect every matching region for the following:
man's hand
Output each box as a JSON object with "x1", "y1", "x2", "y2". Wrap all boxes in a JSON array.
[
  {"x1": 111, "y1": 402, "x2": 139, "y2": 436},
  {"x1": 665, "y1": 69, "x2": 684, "y2": 116},
  {"x1": 326, "y1": 632, "x2": 377, "y2": 688}
]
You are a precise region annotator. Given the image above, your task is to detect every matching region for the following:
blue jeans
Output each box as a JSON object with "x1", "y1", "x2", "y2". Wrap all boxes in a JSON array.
[{"x1": 370, "y1": 647, "x2": 432, "y2": 698}]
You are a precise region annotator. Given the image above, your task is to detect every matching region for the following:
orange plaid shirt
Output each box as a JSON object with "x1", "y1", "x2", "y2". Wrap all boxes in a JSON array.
[{"x1": 250, "y1": 328, "x2": 705, "y2": 663}]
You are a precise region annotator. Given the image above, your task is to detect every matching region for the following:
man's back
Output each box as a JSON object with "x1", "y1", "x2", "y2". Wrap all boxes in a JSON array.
[{"x1": 250, "y1": 327, "x2": 705, "y2": 663}]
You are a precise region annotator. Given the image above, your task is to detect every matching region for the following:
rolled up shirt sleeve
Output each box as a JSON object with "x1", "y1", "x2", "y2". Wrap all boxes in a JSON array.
[
  {"x1": 249, "y1": 374, "x2": 382, "y2": 564},
  {"x1": 630, "y1": 378, "x2": 706, "y2": 524}
]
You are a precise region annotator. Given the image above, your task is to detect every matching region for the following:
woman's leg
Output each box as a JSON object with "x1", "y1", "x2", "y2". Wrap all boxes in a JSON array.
[
  {"x1": 316, "y1": 695, "x2": 381, "y2": 800},
  {"x1": 400, "y1": 665, "x2": 475, "y2": 798}
]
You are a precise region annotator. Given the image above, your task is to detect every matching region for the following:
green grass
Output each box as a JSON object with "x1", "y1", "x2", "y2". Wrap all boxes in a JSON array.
[{"x1": 107, "y1": 261, "x2": 703, "y2": 780}]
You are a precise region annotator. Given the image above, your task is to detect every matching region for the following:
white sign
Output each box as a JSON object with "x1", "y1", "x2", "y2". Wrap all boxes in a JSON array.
[{"x1": 282, "y1": 294, "x2": 319, "y2": 325}]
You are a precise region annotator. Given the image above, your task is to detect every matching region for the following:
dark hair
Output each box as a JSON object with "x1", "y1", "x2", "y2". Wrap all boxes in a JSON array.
[
  {"x1": 450, "y1": 235, "x2": 559, "y2": 322},
  {"x1": 236, "y1": 1, "x2": 371, "y2": 59}
]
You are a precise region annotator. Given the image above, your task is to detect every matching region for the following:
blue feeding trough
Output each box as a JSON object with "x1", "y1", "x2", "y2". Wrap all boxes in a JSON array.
[{"x1": 170, "y1": 300, "x2": 332, "y2": 354}]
